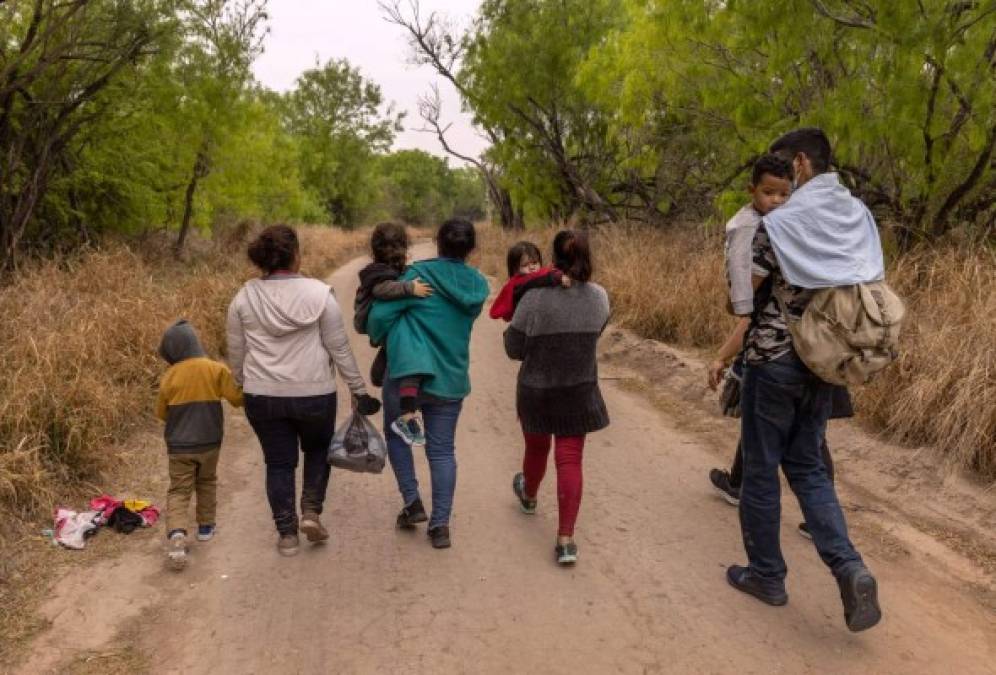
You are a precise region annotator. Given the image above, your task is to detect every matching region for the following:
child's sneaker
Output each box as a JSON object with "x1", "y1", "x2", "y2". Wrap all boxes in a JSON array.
[
  {"x1": 197, "y1": 524, "x2": 216, "y2": 542},
  {"x1": 391, "y1": 413, "x2": 426, "y2": 446},
  {"x1": 167, "y1": 530, "x2": 188, "y2": 570}
]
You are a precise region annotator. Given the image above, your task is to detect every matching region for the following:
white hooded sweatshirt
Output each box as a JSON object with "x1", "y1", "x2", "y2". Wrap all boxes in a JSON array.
[{"x1": 226, "y1": 275, "x2": 367, "y2": 397}]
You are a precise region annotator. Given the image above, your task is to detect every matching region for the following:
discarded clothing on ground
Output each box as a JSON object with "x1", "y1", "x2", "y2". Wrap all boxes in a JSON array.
[
  {"x1": 53, "y1": 508, "x2": 101, "y2": 550},
  {"x1": 107, "y1": 506, "x2": 145, "y2": 534},
  {"x1": 52, "y1": 493, "x2": 160, "y2": 549}
]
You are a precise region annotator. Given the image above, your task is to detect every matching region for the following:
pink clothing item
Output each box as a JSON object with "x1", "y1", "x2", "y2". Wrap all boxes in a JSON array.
[
  {"x1": 139, "y1": 505, "x2": 161, "y2": 527},
  {"x1": 89, "y1": 494, "x2": 122, "y2": 519}
]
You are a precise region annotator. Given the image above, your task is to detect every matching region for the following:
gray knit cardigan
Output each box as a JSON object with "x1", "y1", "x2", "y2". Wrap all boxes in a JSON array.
[{"x1": 504, "y1": 282, "x2": 611, "y2": 436}]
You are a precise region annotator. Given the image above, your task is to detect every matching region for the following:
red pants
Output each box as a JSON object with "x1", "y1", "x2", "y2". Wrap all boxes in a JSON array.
[{"x1": 522, "y1": 431, "x2": 586, "y2": 536}]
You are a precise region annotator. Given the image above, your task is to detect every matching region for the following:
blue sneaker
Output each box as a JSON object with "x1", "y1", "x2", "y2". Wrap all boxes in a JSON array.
[
  {"x1": 391, "y1": 414, "x2": 426, "y2": 446},
  {"x1": 196, "y1": 524, "x2": 216, "y2": 542}
]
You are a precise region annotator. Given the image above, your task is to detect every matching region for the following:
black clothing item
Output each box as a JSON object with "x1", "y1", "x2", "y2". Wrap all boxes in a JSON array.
[
  {"x1": 107, "y1": 507, "x2": 144, "y2": 534},
  {"x1": 371, "y1": 347, "x2": 388, "y2": 387},
  {"x1": 354, "y1": 262, "x2": 404, "y2": 335},
  {"x1": 244, "y1": 393, "x2": 337, "y2": 535},
  {"x1": 354, "y1": 393, "x2": 382, "y2": 416}
]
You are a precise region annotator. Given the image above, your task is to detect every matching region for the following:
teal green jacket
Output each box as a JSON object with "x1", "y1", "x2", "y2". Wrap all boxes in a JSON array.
[{"x1": 367, "y1": 258, "x2": 489, "y2": 400}]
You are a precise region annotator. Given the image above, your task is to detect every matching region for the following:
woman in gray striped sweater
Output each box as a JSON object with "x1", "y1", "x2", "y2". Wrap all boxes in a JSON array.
[{"x1": 504, "y1": 230, "x2": 611, "y2": 565}]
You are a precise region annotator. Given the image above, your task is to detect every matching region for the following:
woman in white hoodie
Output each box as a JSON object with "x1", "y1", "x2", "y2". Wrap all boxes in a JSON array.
[{"x1": 226, "y1": 225, "x2": 379, "y2": 556}]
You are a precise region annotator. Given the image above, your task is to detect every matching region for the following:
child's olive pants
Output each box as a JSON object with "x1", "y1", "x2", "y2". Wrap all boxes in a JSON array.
[{"x1": 166, "y1": 447, "x2": 220, "y2": 535}]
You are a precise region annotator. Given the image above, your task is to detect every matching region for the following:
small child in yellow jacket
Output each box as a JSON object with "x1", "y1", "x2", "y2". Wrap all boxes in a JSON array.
[{"x1": 156, "y1": 319, "x2": 243, "y2": 570}]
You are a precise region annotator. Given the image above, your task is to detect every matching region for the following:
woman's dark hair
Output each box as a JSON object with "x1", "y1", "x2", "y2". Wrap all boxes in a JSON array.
[
  {"x1": 552, "y1": 229, "x2": 593, "y2": 283},
  {"x1": 248, "y1": 224, "x2": 299, "y2": 274},
  {"x1": 506, "y1": 241, "x2": 543, "y2": 278},
  {"x1": 436, "y1": 218, "x2": 476, "y2": 260},
  {"x1": 751, "y1": 153, "x2": 794, "y2": 186},
  {"x1": 371, "y1": 221, "x2": 409, "y2": 273}
]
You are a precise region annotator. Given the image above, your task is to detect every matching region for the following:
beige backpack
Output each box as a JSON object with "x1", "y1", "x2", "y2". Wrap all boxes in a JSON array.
[{"x1": 779, "y1": 281, "x2": 906, "y2": 386}]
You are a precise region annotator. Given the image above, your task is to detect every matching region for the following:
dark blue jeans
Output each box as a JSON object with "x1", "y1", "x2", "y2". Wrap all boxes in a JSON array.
[
  {"x1": 739, "y1": 351, "x2": 863, "y2": 584},
  {"x1": 383, "y1": 378, "x2": 463, "y2": 529},
  {"x1": 244, "y1": 393, "x2": 337, "y2": 535}
]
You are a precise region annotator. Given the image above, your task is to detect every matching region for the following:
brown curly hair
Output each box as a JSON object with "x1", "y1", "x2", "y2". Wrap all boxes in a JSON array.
[
  {"x1": 370, "y1": 222, "x2": 409, "y2": 274},
  {"x1": 247, "y1": 224, "x2": 299, "y2": 274}
]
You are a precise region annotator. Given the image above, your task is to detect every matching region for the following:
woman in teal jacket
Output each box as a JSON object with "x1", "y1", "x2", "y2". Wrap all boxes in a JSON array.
[{"x1": 367, "y1": 219, "x2": 488, "y2": 549}]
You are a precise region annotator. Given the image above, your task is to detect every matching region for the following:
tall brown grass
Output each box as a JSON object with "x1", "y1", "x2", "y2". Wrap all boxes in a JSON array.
[
  {"x1": 0, "y1": 225, "x2": 369, "y2": 541},
  {"x1": 478, "y1": 224, "x2": 996, "y2": 477}
]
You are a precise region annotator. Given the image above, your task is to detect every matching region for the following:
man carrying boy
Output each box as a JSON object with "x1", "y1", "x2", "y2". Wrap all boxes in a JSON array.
[
  {"x1": 728, "y1": 128, "x2": 882, "y2": 632},
  {"x1": 156, "y1": 319, "x2": 244, "y2": 570}
]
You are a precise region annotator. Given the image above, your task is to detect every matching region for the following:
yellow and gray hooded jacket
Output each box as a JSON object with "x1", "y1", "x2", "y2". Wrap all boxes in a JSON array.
[{"x1": 156, "y1": 320, "x2": 243, "y2": 454}]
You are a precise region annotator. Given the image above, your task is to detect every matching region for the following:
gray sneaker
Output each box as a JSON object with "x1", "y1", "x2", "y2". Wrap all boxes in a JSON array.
[
  {"x1": 512, "y1": 473, "x2": 537, "y2": 514},
  {"x1": 277, "y1": 533, "x2": 300, "y2": 557},
  {"x1": 167, "y1": 531, "x2": 188, "y2": 570}
]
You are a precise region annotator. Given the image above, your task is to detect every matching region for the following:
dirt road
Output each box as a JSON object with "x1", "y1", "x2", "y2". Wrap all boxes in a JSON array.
[{"x1": 18, "y1": 246, "x2": 995, "y2": 674}]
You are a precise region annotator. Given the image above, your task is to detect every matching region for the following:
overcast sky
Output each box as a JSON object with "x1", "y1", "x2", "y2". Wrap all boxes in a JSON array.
[{"x1": 253, "y1": 1, "x2": 487, "y2": 165}]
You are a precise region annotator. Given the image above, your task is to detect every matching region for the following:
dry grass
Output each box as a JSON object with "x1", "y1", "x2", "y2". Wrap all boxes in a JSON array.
[
  {"x1": 0, "y1": 224, "x2": 369, "y2": 661},
  {"x1": 478, "y1": 223, "x2": 996, "y2": 478}
]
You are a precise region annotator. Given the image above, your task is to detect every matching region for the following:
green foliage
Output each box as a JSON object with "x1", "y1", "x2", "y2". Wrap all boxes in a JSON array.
[
  {"x1": 282, "y1": 59, "x2": 404, "y2": 226},
  {"x1": 373, "y1": 150, "x2": 486, "y2": 226},
  {"x1": 452, "y1": 0, "x2": 995, "y2": 238}
]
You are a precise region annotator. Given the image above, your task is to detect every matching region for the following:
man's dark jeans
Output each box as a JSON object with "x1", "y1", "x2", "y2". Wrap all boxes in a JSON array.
[
  {"x1": 739, "y1": 351, "x2": 863, "y2": 584},
  {"x1": 245, "y1": 393, "x2": 336, "y2": 535}
]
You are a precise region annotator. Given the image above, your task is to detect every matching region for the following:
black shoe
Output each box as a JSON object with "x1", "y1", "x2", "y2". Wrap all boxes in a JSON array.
[
  {"x1": 709, "y1": 469, "x2": 740, "y2": 506},
  {"x1": 726, "y1": 565, "x2": 788, "y2": 606},
  {"x1": 838, "y1": 566, "x2": 882, "y2": 632},
  {"x1": 396, "y1": 499, "x2": 428, "y2": 529},
  {"x1": 555, "y1": 542, "x2": 578, "y2": 565},
  {"x1": 512, "y1": 473, "x2": 537, "y2": 514},
  {"x1": 427, "y1": 525, "x2": 451, "y2": 549},
  {"x1": 798, "y1": 522, "x2": 813, "y2": 540}
]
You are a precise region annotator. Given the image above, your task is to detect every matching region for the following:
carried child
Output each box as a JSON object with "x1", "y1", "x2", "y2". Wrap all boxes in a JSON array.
[
  {"x1": 156, "y1": 319, "x2": 243, "y2": 570},
  {"x1": 354, "y1": 222, "x2": 433, "y2": 446},
  {"x1": 490, "y1": 241, "x2": 571, "y2": 323}
]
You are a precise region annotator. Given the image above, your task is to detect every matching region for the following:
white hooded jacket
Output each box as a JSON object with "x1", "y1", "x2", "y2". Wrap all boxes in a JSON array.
[{"x1": 226, "y1": 275, "x2": 366, "y2": 397}]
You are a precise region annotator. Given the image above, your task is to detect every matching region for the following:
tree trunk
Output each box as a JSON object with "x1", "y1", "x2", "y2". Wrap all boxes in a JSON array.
[{"x1": 175, "y1": 148, "x2": 210, "y2": 256}]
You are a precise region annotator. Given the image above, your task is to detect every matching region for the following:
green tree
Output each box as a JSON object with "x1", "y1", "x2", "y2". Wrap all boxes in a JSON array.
[
  {"x1": 581, "y1": 0, "x2": 996, "y2": 241},
  {"x1": 282, "y1": 59, "x2": 404, "y2": 226},
  {"x1": 0, "y1": 0, "x2": 169, "y2": 270},
  {"x1": 460, "y1": 0, "x2": 624, "y2": 223}
]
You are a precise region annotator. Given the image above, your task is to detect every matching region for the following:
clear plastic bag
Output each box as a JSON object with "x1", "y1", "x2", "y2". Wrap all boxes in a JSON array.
[{"x1": 327, "y1": 411, "x2": 387, "y2": 474}]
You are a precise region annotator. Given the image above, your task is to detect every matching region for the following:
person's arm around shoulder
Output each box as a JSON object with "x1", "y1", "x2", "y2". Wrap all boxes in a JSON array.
[
  {"x1": 226, "y1": 290, "x2": 247, "y2": 387},
  {"x1": 319, "y1": 291, "x2": 368, "y2": 397},
  {"x1": 504, "y1": 289, "x2": 539, "y2": 361},
  {"x1": 372, "y1": 278, "x2": 433, "y2": 300}
]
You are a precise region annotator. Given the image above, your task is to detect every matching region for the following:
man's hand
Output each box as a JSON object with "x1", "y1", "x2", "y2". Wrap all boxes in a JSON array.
[
  {"x1": 708, "y1": 360, "x2": 727, "y2": 391},
  {"x1": 560, "y1": 274, "x2": 572, "y2": 288},
  {"x1": 412, "y1": 278, "x2": 433, "y2": 298}
]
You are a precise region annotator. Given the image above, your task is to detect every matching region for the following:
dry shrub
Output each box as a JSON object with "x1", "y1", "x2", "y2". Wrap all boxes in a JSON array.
[
  {"x1": 0, "y1": 225, "x2": 368, "y2": 541},
  {"x1": 478, "y1": 223, "x2": 996, "y2": 476},
  {"x1": 857, "y1": 247, "x2": 996, "y2": 475},
  {"x1": 477, "y1": 224, "x2": 732, "y2": 346}
]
